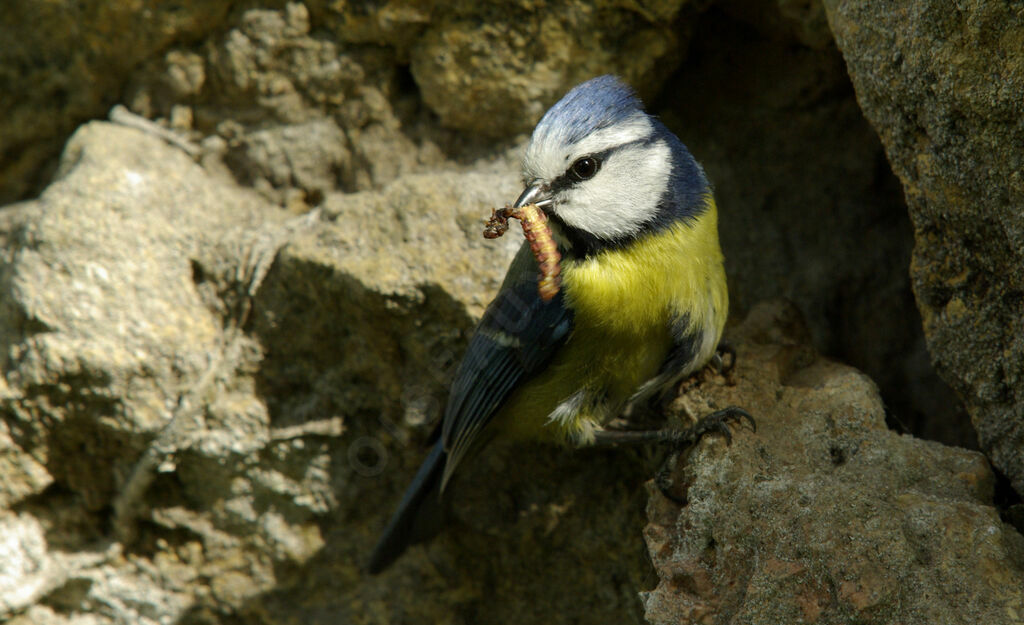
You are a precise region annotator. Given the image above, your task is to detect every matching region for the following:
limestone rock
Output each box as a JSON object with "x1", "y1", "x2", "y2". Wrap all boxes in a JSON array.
[
  {"x1": 0, "y1": 513, "x2": 54, "y2": 618},
  {"x1": 0, "y1": 1, "x2": 232, "y2": 203},
  {"x1": 0, "y1": 114, "x2": 577, "y2": 624},
  {"x1": 5, "y1": 0, "x2": 954, "y2": 451},
  {"x1": 823, "y1": 0, "x2": 1024, "y2": 495},
  {"x1": 644, "y1": 300, "x2": 1024, "y2": 625},
  {"x1": 0, "y1": 420, "x2": 51, "y2": 509},
  {"x1": 409, "y1": 0, "x2": 691, "y2": 137},
  {"x1": 0, "y1": 121, "x2": 319, "y2": 623},
  {"x1": 0, "y1": 122, "x2": 281, "y2": 509},
  {"x1": 249, "y1": 164, "x2": 526, "y2": 442},
  {"x1": 245, "y1": 172, "x2": 657, "y2": 625},
  {"x1": 1, "y1": 2, "x2": 1018, "y2": 624},
  {"x1": 662, "y1": 7, "x2": 967, "y2": 445},
  {"x1": 1, "y1": 118, "x2": 1016, "y2": 622}
]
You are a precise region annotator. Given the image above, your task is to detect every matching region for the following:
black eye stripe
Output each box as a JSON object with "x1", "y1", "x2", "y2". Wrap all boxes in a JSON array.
[
  {"x1": 547, "y1": 135, "x2": 657, "y2": 195},
  {"x1": 549, "y1": 147, "x2": 613, "y2": 193}
]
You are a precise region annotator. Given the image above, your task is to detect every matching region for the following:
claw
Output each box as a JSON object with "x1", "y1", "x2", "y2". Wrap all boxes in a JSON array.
[
  {"x1": 714, "y1": 340, "x2": 738, "y2": 375},
  {"x1": 724, "y1": 406, "x2": 756, "y2": 432},
  {"x1": 672, "y1": 406, "x2": 755, "y2": 449}
]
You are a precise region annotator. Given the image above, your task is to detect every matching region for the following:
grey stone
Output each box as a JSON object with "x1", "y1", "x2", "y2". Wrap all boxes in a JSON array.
[
  {"x1": 644, "y1": 300, "x2": 1024, "y2": 625},
  {"x1": 408, "y1": 0, "x2": 691, "y2": 137},
  {"x1": 0, "y1": 2, "x2": 1018, "y2": 623},
  {"x1": 0, "y1": 1, "x2": 232, "y2": 203},
  {"x1": 823, "y1": 0, "x2": 1024, "y2": 495},
  {"x1": 0, "y1": 122, "x2": 300, "y2": 623}
]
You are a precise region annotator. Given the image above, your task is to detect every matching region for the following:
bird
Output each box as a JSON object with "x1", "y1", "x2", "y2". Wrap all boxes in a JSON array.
[{"x1": 367, "y1": 74, "x2": 751, "y2": 574}]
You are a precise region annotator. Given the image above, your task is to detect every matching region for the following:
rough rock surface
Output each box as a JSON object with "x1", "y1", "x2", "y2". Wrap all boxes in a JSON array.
[
  {"x1": 2, "y1": 123, "x2": 1016, "y2": 624},
  {"x1": 6, "y1": 0, "x2": 959, "y2": 441},
  {"x1": 1, "y1": 1, "x2": 1020, "y2": 624},
  {"x1": 823, "y1": 1, "x2": 1024, "y2": 496},
  {"x1": 122, "y1": 1, "x2": 963, "y2": 444},
  {"x1": 5, "y1": 0, "x2": 694, "y2": 205},
  {"x1": 0, "y1": 122, "x2": 296, "y2": 624},
  {"x1": 661, "y1": 5, "x2": 969, "y2": 446},
  {"x1": 0, "y1": 1, "x2": 232, "y2": 204},
  {"x1": 128, "y1": 0, "x2": 700, "y2": 201},
  {"x1": 406, "y1": 0, "x2": 692, "y2": 136},
  {"x1": 0, "y1": 118, "x2": 651, "y2": 625},
  {"x1": 232, "y1": 140, "x2": 660, "y2": 625},
  {"x1": 644, "y1": 300, "x2": 1024, "y2": 625}
]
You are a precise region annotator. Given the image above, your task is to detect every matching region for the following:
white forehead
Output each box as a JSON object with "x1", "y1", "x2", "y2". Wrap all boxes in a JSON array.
[{"x1": 522, "y1": 112, "x2": 654, "y2": 181}]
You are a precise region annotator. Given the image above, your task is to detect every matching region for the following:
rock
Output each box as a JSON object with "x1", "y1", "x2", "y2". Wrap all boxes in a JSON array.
[
  {"x1": 246, "y1": 165, "x2": 528, "y2": 494},
  {"x1": 243, "y1": 169, "x2": 659, "y2": 625},
  {"x1": 128, "y1": 2, "x2": 457, "y2": 202},
  {"x1": 408, "y1": 0, "x2": 692, "y2": 137},
  {"x1": 0, "y1": 1, "x2": 232, "y2": 204},
  {"x1": 2, "y1": 119, "x2": 1018, "y2": 623},
  {"x1": 822, "y1": 0, "x2": 1024, "y2": 495},
  {"x1": 121, "y1": 1, "x2": 700, "y2": 202},
  {"x1": 0, "y1": 513, "x2": 55, "y2": 618},
  {"x1": 118, "y1": 1, "x2": 972, "y2": 448},
  {"x1": 0, "y1": 420, "x2": 51, "y2": 509},
  {"x1": 644, "y1": 300, "x2": 1024, "y2": 625},
  {"x1": 1, "y1": 122, "x2": 274, "y2": 510},
  {"x1": 2, "y1": 2, "x2": 1018, "y2": 623},
  {"x1": 0, "y1": 114, "x2": 619, "y2": 624},
  {"x1": 662, "y1": 6, "x2": 970, "y2": 446},
  {"x1": 7, "y1": 0, "x2": 962, "y2": 447},
  {"x1": 223, "y1": 118, "x2": 352, "y2": 202},
  {"x1": 0, "y1": 121, "x2": 313, "y2": 623}
]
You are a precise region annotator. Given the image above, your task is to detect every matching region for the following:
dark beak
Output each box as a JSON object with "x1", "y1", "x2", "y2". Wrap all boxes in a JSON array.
[{"x1": 513, "y1": 182, "x2": 552, "y2": 209}]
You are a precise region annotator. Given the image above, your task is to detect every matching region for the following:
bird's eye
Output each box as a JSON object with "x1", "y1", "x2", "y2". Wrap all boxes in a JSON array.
[{"x1": 568, "y1": 156, "x2": 600, "y2": 181}]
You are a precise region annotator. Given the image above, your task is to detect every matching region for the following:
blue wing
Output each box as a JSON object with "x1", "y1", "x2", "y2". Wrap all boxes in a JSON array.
[
  {"x1": 440, "y1": 242, "x2": 574, "y2": 487},
  {"x1": 367, "y1": 243, "x2": 572, "y2": 573}
]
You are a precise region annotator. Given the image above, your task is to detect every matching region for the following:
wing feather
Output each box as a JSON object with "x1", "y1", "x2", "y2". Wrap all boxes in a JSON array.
[{"x1": 440, "y1": 243, "x2": 573, "y2": 487}]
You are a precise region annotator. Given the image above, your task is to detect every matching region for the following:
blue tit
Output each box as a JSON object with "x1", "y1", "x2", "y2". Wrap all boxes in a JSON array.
[{"x1": 368, "y1": 75, "x2": 747, "y2": 574}]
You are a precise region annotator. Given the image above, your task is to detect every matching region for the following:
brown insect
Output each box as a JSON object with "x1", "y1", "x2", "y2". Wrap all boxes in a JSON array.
[{"x1": 483, "y1": 203, "x2": 562, "y2": 302}]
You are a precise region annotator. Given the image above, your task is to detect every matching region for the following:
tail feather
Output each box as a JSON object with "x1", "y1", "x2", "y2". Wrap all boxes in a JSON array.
[{"x1": 366, "y1": 441, "x2": 446, "y2": 574}]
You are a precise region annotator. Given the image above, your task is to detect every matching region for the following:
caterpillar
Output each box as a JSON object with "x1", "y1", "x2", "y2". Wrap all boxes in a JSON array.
[{"x1": 483, "y1": 203, "x2": 561, "y2": 302}]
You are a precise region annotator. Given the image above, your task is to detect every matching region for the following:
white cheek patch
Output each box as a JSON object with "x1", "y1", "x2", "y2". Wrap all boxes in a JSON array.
[
  {"x1": 520, "y1": 111, "x2": 671, "y2": 240},
  {"x1": 555, "y1": 139, "x2": 671, "y2": 239}
]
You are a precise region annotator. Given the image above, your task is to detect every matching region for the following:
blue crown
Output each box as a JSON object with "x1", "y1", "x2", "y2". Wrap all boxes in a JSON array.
[{"x1": 533, "y1": 75, "x2": 645, "y2": 146}]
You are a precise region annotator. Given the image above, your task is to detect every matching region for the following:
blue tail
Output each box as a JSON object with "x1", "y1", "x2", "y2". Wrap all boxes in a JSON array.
[{"x1": 366, "y1": 441, "x2": 447, "y2": 574}]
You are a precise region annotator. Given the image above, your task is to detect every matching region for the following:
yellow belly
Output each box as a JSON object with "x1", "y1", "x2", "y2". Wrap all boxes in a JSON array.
[{"x1": 494, "y1": 201, "x2": 728, "y2": 445}]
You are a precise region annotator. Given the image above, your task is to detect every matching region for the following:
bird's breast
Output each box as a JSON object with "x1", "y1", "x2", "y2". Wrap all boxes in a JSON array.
[
  {"x1": 561, "y1": 206, "x2": 726, "y2": 335},
  {"x1": 495, "y1": 203, "x2": 728, "y2": 445}
]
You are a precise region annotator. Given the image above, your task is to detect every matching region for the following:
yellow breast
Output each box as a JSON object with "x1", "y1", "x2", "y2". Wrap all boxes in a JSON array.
[
  {"x1": 563, "y1": 199, "x2": 727, "y2": 336},
  {"x1": 496, "y1": 198, "x2": 728, "y2": 445}
]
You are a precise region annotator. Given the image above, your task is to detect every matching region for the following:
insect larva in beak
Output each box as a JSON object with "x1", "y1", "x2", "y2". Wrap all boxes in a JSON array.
[{"x1": 483, "y1": 203, "x2": 562, "y2": 302}]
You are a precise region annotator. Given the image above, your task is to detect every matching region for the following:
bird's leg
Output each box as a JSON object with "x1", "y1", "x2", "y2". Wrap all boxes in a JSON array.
[{"x1": 590, "y1": 406, "x2": 755, "y2": 449}]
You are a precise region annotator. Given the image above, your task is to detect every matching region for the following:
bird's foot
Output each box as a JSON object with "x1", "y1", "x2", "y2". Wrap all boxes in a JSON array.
[
  {"x1": 652, "y1": 406, "x2": 755, "y2": 503},
  {"x1": 591, "y1": 406, "x2": 755, "y2": 448},
  {"x1": 668, "y1": 406, "x2": 755, "y2": 448}
]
